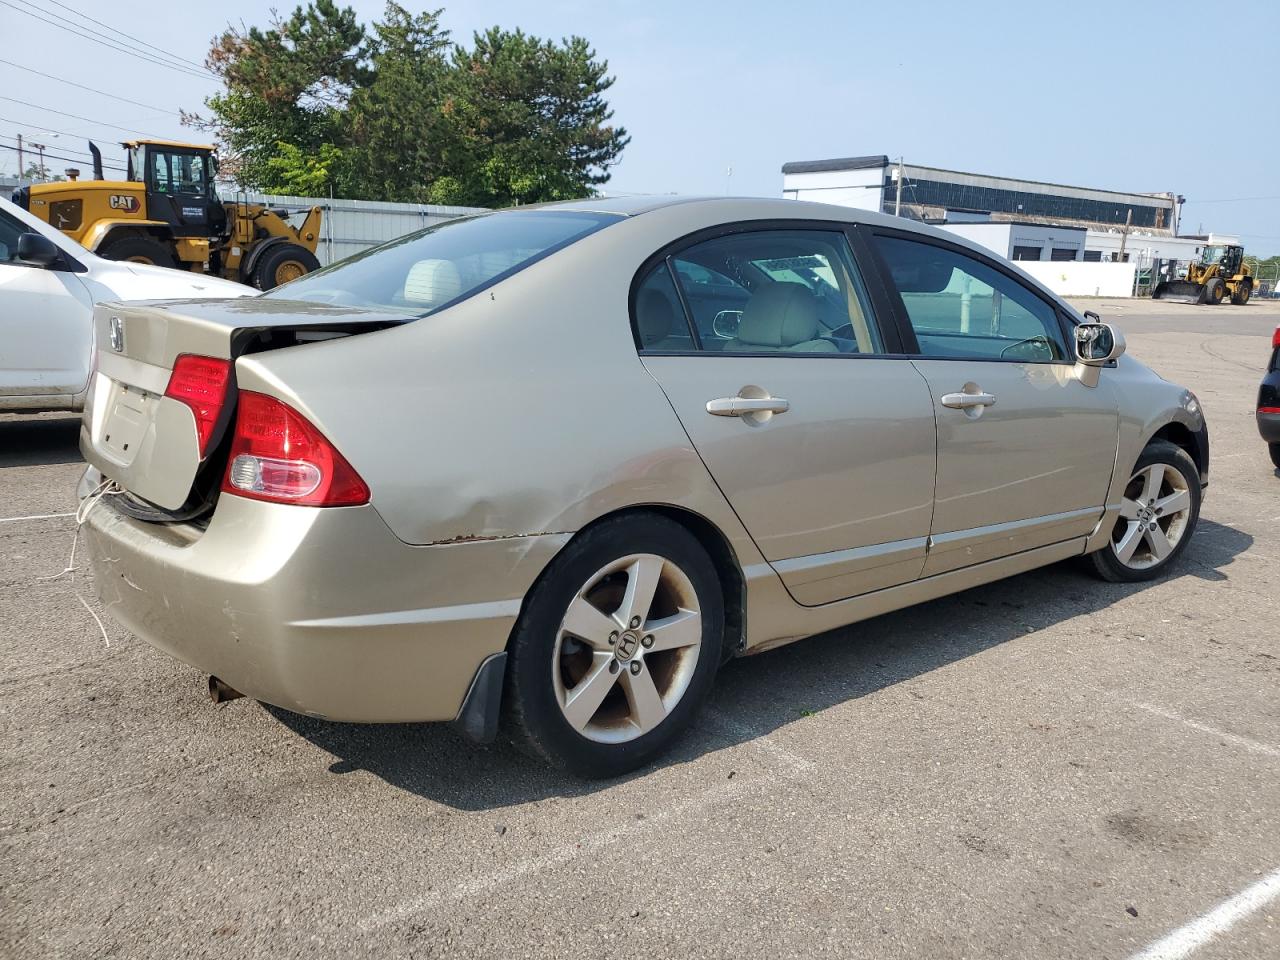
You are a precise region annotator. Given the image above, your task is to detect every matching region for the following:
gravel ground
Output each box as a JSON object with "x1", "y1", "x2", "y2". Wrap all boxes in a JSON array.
[{"x1": 2, "y1": 298, "x2": 1278, "y2": 960}]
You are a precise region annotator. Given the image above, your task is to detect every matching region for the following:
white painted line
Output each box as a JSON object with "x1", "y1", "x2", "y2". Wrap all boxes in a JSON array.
[
  {"x1": 357, "y1": 778, "x2": 740, "y2": 932},
  {"x1": 704, "y1": 707, "x2": 814, "y2": 776},
  {"x1": 1131, "y1": 701, "x2": 1280, "y2": 759},
  {"x1": 0, "y1": 512, "x2": 75, "y2": 524},
  {"x1": 1128, "y1": 866, "x2": 1280, "y2": 960}
]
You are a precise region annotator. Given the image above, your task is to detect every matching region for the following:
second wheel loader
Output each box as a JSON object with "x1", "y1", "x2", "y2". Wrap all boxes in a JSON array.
[
  {"x1": 1153, "y1": 243, "x2": 1254, "y2": 305},
  {"x1": 12, "y1": 139, "x2": 323, "y2": 290}
]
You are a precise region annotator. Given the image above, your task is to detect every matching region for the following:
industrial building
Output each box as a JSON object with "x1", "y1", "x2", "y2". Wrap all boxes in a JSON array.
[{"x1": 780, "y1": 155, "x2": 1205, "y2": 270}]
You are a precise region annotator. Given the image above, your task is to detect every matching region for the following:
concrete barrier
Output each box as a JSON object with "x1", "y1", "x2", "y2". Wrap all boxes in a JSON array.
[{"x1": 1018, "y1": 261, "x2": 1136, "y2": 298}]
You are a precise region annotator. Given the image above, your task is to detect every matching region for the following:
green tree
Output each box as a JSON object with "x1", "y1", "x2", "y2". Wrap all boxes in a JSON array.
[
  {"x1": 190, "y1": 0, "x2": 367, "y2": 192},
  {"x1": 345, "y1": 5, "x2": 456, "y2": 203},
  {"x1": 190, "y1": 4, "x2": 628, "y2": 205},
  {"x1": 433, "y1": 28, "x2": 629, "y2": 207}
]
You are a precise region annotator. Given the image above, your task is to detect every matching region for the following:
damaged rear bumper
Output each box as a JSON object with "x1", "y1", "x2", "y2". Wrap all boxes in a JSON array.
[{"x1": 79, "y1": 467, "x2": 568, "y2": 725}]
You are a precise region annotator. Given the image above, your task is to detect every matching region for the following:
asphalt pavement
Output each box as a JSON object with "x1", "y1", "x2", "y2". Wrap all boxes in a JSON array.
[{"x1": 2, "y1": 298, "x2": 1278, "y2": 959}]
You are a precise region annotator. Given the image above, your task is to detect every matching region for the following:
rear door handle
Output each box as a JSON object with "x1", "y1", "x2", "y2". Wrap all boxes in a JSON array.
[
  {"x1": 940, "y1": 391, "x2": 996, "y2": 409},
  {"x1": 706, "y1": 396, "x2": 790, "y2": 417}
]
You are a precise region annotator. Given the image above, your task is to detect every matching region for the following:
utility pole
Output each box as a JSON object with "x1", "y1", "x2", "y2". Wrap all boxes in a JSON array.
[
  {"x1": 32, "y1": 142, "x2": 47, "y2": 181},
  {"x1": 1117, "y1": 208, "x2": 1133, "y2": 262},
  {"x1": 894, "y1": 156, "x2": 904, "y2": 217},
  {"x1": 16, "y1": 134, "x2": 22, "y2": 178}
]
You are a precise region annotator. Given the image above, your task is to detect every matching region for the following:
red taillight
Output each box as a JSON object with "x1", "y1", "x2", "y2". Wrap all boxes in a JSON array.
[
  {"x1": 1272, "y1": 327, "x2": 1280, "y2": 350},
  {"x1": 165, "y1": 354, "x2": 231, "y2": 457},
  {"x1": 1260, "y1": 407, "x2": 1280, "y2": 415},
  {"x1": 221, "y1": 392, "x2": 369, "y2": 507}
]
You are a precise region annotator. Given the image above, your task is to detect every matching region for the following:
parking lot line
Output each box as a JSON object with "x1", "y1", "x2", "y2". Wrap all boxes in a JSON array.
[
  {"x1": 0, "y1": 512, "x2": 75, "y2": 523},
  {"x1": 1128, "y1": 867, "x2": 1280, "y2": 960},
  {"x1": 1130, "y1": 701, "x2": 1280, "y2": 759}
]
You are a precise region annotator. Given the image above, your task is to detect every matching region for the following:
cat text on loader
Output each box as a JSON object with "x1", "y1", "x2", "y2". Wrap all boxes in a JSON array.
[
  {"x1": 11, "y1": 140, "x2": 323, "y2": 290},
  {"x1": 1153, "y1": 242, "x2": 1254, "y2": 305}
]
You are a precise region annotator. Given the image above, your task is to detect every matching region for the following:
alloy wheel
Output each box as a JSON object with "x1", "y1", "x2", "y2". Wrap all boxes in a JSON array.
[
  {"x1": 1110, "y1": 462, "x2": 1192, "y2": 570},
  {"x1": 552, "y1": 553, "x2": 702, "y2": 744}
]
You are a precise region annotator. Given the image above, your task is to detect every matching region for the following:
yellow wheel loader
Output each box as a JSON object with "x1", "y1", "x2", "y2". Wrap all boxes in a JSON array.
[
  {"x1": 1153, "y1": 243, "x2": 1254, "y2": 305},
  {"x1": 11, "y1": 140, "x2": 323, "y2": 290}
]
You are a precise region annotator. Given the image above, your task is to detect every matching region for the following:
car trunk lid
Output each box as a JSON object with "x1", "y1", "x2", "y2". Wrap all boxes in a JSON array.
[{"x1": 81, "y1": 297, "x2": 409, "y2": 512}]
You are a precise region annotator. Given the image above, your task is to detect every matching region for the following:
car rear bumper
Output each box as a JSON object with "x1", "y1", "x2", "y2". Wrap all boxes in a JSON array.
[
  {"x1": 80, "y1": 467, "x2": 568, "y2": 723},
  {"x1": 1258, "y1": 411, "x2": 1280, "y2": 444}
]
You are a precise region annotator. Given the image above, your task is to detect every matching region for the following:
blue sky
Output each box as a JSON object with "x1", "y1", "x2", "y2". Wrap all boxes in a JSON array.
[{"x1": 6, "y1": 0, "x2": 1278, "y2": 252}]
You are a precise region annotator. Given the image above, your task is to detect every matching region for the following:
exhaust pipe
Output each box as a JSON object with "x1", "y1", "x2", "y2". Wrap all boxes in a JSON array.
[
  {"x1": 208, "y1": 675, "x2": 244, "y2": 704},
  {"x1": 88, "y1": 141, "x2": 104, "y2": 181}
]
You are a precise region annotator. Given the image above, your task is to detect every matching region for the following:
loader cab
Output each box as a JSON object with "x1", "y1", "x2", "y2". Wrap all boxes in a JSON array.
[
  {"x1": 1200, "y1": 244, "x2": 1243, "y2": 276},
  {"x1": 124, "y1": 140, "x2": 225, "y2": 239}
]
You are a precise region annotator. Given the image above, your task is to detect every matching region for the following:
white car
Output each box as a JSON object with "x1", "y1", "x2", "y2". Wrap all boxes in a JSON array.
[{"x1": 1, "y1": 195, "x2": 251, "y2": 413}]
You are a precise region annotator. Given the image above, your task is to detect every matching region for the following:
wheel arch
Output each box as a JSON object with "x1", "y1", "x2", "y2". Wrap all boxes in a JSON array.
[
  {"x1": 504, "y1": 503, "x2": 747, "y2": 664},
  {"x1": 86, "y1": 220, "x2": 172, "y2": 253},
  {"x1": 1147, "y1": 419, "x2": 1209, "y2": 486}
]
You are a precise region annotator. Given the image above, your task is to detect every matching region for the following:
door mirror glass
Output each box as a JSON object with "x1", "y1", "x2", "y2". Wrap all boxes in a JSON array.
[
  {"x1": 1074, "y1": 322, "x2": 1125, "y2": 365},
  {"x1": 16, "y1": 232, "x2": 60, "y2": 267},
  {"x1": 711, "y1": 310, "x2": 742, "y2": 339}
]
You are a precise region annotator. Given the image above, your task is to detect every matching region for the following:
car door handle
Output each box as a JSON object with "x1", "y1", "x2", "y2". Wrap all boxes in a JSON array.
[
  {"x1": 940, "y1": 391, "x2": 997, "y2": 409},
  {"x1": 706, "y1": 396, "x2": 790, "y2": 417}
]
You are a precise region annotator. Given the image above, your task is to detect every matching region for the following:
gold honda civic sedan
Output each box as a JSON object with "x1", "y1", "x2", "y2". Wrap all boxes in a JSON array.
[{"x1": 78, "y1": 197, "x2": 1208, "y2": 777}]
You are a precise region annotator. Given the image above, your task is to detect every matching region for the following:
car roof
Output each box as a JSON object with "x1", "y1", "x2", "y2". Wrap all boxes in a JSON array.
[{"x1": 519, "y1": 194, "x2": 911, "y2": 227}]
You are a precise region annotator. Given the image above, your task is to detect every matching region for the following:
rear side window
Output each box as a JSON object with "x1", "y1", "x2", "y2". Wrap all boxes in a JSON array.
[
  {"x1": 0, "y1": 211, "x2": 24, "y2": 263},
  {"x1": 639, "y1": 229, "x2": 884, "y2": 355},
  {"x1": 265, "y1": 210, "x2": 618, "y2": 313},
  {"x1": 873, "y1": 234, "x2": 1068, "y2": 362}
]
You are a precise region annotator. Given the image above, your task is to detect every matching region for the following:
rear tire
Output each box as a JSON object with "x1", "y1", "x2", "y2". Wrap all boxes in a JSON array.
[
  {"x1": 1231, "y1": 282, "x2": 1252, "y2": 305},
  {"x1": 98, "y1": 235, "x2": 177, "y2": 269},
  {"x1": 251, "y1": 243, "x2": 320, "y2": 291},
  {"x1": 1203, "y1": 278, "x2": 1225, "y2": 305},
  {"x1": 1087, "y1": 440, "x2": 1201, "y2": 583},
  {"x1": 503, "y1": 513, "x2": 724, "y2": 778},
  {"x1": 1270, "y1": 443, "x2": 1280, "y2": 471}
]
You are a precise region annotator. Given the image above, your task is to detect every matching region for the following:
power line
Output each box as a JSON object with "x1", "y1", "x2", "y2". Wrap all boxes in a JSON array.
[
  {"x1": 0, "y1": 141, "x2": 127, "y2": 172},
  {"x1": 0, "y1": 113, "x2": 99, "y2": 141},
  {"x1": 0, "y1": 0, "x2": 213, "y2": 82},
  {"x1": 0, "y1": 58, "x2": 183, "y2": 116},
  {"x1": 35, "y1": 0, "x2": 211, "y2": 73},
  {"x1": 0, "y1": 133, "x2": 126, "y2": 170},
  {"x1": 1185, "y1": 196, "x2": 1280, "y2": 205},
  {"x1": 0, "y1": 95, "x2": 161, "y2": 138}
]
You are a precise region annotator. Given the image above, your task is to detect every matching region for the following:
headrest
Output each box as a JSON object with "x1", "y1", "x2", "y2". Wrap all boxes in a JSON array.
[
  {"x1": 735, "y1": 282, "x2": 820, "y2": 347},
  {"x1": 636, "y1": 289, "x2": 675, "y2": 346},
  {"x1": 404, "y1": 259, "x2": 462, "y2": 307}
]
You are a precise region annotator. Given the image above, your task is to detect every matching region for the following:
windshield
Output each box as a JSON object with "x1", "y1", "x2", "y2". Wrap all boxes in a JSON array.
[
  {"x1": 265, "y1": 209, "x2": 619, "y2": 313},
  {"x1": 1200, "y1": 245, "x2": 1227, "y2": 264}
]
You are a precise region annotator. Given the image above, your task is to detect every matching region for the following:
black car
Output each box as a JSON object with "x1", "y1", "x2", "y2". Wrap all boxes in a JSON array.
[{"x1": 1260, "y1": 325, "x2": 1280, "y2": 470}]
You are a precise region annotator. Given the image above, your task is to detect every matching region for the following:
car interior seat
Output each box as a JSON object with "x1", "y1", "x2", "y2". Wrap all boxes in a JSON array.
[
  {"x1": 635, "y1": 288, "x2": 686, "y2": 351},
  {"x1": 724, "y1": 281, "x2": 838, "y2": 352},
  {"x1": 403, "y1": 259, "x2": 463, "y2": 309}
]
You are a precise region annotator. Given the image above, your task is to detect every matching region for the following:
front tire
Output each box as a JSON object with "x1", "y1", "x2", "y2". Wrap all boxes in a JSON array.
[
  {"x1": 1203, "y1": 278, "x2": 1225, "y2": 304},
  {"x1": 504, "y1": 513, "x2": 724, "y2": 778},
  {"x1": 98, "y1": 234, "x2": 177, "y2": 269},
  {"x1": 251, "y1": 243, "x2": 321, "y2": 290},
  {"x1": 1088, "y1": 440, "x2": 1201, "y2": 582}
]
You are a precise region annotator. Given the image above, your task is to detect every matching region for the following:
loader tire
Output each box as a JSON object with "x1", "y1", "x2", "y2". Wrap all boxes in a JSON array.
[
  {"x1": 1231, "y1": 282, "x2": 1251, "y2": 305},
  {"x1": 251, "y1": 243, "x2": 320, "y2": 291},
  {"x1": 1203, "y1": 278, "x2": 1225, "y2": 305},
  {"x1": 98, "y1": 235, "x2": 177, "y2": 270}
]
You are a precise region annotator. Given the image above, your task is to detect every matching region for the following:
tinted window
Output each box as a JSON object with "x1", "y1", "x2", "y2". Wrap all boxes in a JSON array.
[
  {"x1": 634, "y1": 263, "x2": 695, "y2": 352},
  {"x1": 265, "y1": 210, "x2": 618, "y2": 313},
  {"x1": 874, "y1": 234, "x2": 1068, "y2": 362},
  {"x1": 657, "y1": 230, "x2": 883, "y2": 355}
]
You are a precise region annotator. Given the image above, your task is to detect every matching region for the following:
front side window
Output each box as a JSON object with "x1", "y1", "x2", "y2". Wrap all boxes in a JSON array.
[
  {"x1": 646, "y1": 229, "x2": 883, "y2": 355},
  {"x1": 264, "y1": 210, "x2": 618, "y2": 313},
  {"x1": 873, "y1": 234, "x2": 1068, "y2": 362}
]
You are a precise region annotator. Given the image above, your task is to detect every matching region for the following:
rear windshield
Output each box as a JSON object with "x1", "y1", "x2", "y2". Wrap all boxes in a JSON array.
[{"x1": 264, "y1": 209, "x2": 619, "y2": 313}]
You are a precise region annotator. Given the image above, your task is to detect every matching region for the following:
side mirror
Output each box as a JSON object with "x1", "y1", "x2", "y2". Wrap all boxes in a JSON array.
[
  {"x1": 1075, "y1": 322, "x2": 1125, "y2": 365},
  {"x1": 16, "y1": 232, "x2": 61, "y2": 268}
]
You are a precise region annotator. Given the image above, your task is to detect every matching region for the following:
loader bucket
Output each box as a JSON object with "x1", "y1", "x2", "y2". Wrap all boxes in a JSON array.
[{"x1": 1152, "y1": 280, "x2": 1205, "y2": 304}]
